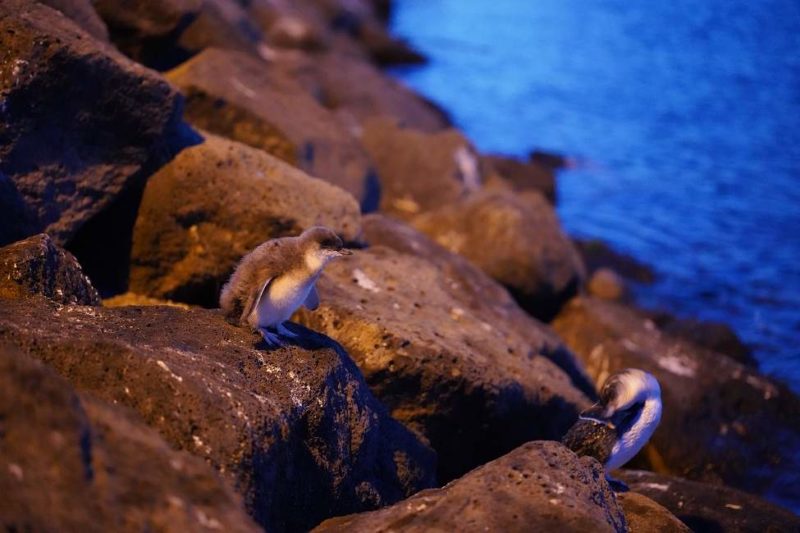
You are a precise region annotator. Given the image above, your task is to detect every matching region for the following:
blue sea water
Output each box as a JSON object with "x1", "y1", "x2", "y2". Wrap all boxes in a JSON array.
[{"x1": 389, "y1": 0, "x2": 800, "y2": 394}]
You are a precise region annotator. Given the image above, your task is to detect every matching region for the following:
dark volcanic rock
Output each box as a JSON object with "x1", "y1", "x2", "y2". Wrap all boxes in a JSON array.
[
  {"x1": 0, "y1": 172, "x2": 37, "y2": 246},
  {"x1": 39, "y1": 0, "x2": 109, "y2": 41},
  {"x1": 412, "y1": 189, "x2": 586, "y2": 321},
  {"x1": 360, "y1": 214, "x2": 595, "y2": 395},
  {"x1": 0, "y1": 297, "x2": 435, "y2": 532},
  {"x1": 129, "y1": 132, "x2": 361, "y2": 305},
  {"x1": 0, "y1": 234, "x2": 99, "y2": 305},
  {"x1": 296, "y1": 241, "x2": 592, "y2": 481},
  {"x1": 0, "y1": 344, "x2": 259, "y2": 533},
  {"x1": 616, "y1": 492, "x2": 689, "y2": 533},
  {"x1": 552, "y1": 297, "x2": 800, "y2": 506},
  {"x1": 0, "y1": 0, "x2": 187, "y2": 245},
  {"x1": 619, "y1": 470, "x2": 800, "y2": 533},
  {"x1": 314, "y1": 441, "x2": 627, "y2": 533},
  {"x1": 166, "y1": 48, "x2": 376, "y2": 207},
  {"x1": 481, "y1": 154, "x2": 557, "y2": 203},
  {"x1": 361, "y1": 117, "x2": 481, "y2": 218}
]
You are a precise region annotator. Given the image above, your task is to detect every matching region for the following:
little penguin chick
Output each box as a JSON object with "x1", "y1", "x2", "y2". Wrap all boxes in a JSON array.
[
  {"x1": 220, "y1": 226, "x2": 352, "y2": 347},
  {"x1": 561, "y1": 368, "x2": 662, "y2": 492}
]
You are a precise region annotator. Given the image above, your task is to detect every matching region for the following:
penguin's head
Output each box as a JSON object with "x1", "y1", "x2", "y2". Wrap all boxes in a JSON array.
[
  {"x1": 300, "y1": 226, "x2": 353, "y2": 270},
  {"x1": 582, "y1": 369, "x2": 661, "y2": 428}
]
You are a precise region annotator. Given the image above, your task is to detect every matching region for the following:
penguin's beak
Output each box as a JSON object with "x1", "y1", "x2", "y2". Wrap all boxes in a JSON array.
[
  {"x1": 580, "y1": 403, "x2": 616, "y2": 428},
  {"x1": 337, "y1": 249, "x2": 353, "y2": 256}
]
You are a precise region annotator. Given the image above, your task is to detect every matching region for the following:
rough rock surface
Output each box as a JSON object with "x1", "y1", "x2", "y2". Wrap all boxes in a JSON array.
[
  {"x1": 619, "y1": 470, "x2": 800, "y2": 532},
  {"x1": 0, "y1": 0, "x2": 187, "y2": 245},
  {"x1": 274, "y1": 51, "x2": 450, "y2": 131},
  {"x1": 296, "y1": 236, "x2": 592, "y2": 481},
  {"x1": 314, "y1": 441, "x2": 627, "y2": 533},
  {"x1": 360, "y1": 117, "x2": 481, "y2": 218},
  {"x1": 552, "y1": 297, "x2": 800, "y2": 505},
  {"x1": 0, "y1": 297, "x2": 435, "y2": 532},
  {"x1": 616, "y1": 492, "x2": 689, "y2": 533},
  {"x1": 166, "y1": 48, "x2": 377, "y2": 207},
  {"x1": 360, "y1": 214, "x2": 595, "y2": 395},
  {"x1": 129, "y1": 132, "x2": 362, "y2": 305},
  {"x1": 412, "y1": 189, "x2": 586, "y2": 321},
  {"x1": 39, "y1": 0, "x2": 109, "y2": 41},
  {"x1": 481, "y1": 154, "x2": 557, "y2": 203},
  {"x1": 0, "y1": 344, "x2": 259, "y2": 533},
  {"x1": 0, "y1": 234, "x2": 99, "y2": 305}
]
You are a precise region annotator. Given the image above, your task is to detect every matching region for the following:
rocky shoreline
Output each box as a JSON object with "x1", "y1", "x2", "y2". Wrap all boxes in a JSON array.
[{"x1": 1, "y1": 0, "x2": 798, "y2": 531}]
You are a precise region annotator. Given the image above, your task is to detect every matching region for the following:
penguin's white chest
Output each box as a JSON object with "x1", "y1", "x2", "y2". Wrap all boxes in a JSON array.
[{"x1": 255, "y1": 273, "x2": 315, "y2": 327}]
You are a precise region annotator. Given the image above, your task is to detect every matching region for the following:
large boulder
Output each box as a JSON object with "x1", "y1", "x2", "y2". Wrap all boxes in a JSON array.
[
  {"x1": 296, "y1": 223, "x2": 593, "y2": 481},
  {"x1": 166, "y1": 48, "x2": 377, "y2": 208},
  {"x1": 0, "y1": 297, "x2": 435, "y2": 532},
  {"x1": 273, "y1": 51, "x2": 450, "y2": 132},
  {"x1": 616, "y1": 493, "x2": 689, "y2": 533},
  {"x1": 552, "y1": 297, "x2": 800, "y2": 507},
  {"x1": 129, "y1": 132, "x2": 361, "y2": 305},
  {"x1": 412, "y1": 189, "x2": 586, "y2": 321},
  {"x1": 0, "y1": 234, "x2": 99, "y2": 305},
  {"x1": 39, "y1": 0, "x2": 109, "y2": 41},
  {"x1": 0, "y1": 0, "x2": 188, "y2": 246},
  {"x1": 619, "y1": 470, "x2": 800, "y2": 532},
  {"x1": 360, "y1": 117, "x2": 481, "y2": 218},
  {"x1": 314, "y1": 441, "x2": 627, "y2": 533},
  {"x1": 92, "y1": 0, "x2": 201, "y2": 65},
  {"x1": 0, "y1": 344, "x2": 259, "y2": 532}
]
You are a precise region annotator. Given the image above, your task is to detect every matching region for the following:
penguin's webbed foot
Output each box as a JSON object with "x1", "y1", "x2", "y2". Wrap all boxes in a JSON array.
[
  {"x1": 606, "y1": 476, "x2": 629, "y2": 493},
  {"x1": 258, "y1": 327, "x2": 284, "y2": 348},
  {"x1": 277, "y1": 322, "x2": 300, "y2": 339}
]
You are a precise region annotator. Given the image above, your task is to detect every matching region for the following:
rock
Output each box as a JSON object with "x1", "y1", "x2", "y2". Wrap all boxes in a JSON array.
[
  {"x1": 0, "y1": 344, "x2": 260, "y2": 532},
  {"x1": 93, "y1": 0, "x2": 274, "y2": 71},
  {"x1": 103, "y1": 292, "x2": 190, "y2": 309},
  {"x1": 174, "y1": 0, "x2": 271, "y2": 67},
  {"x1": 0, "y1": 234, "x2": 99, "y2": 305},
  {"x1": 360, "y1": 117, "x2": 481, "y2": 218},
  {"x1": 314, "y1": 441, "x2": 627, "y2": 533},
  {"x1": 616, "y1": 492, "x2": 689, "y2": 533},
  {"x1": 92, "y1": 0, "x2": 201, "y2": 68},
  {"x1": 0, "y1": 297, "x2": 435, "y2": 532},
  {"x1": 574, "y1": 239, "x2": 656, "y2": 284},
  {"x1": 39, "y1": 0, "x2": 109, "y2": 41},
  {"x1": 296, "y1": 234, "x2": 592, "y2": 481},
  {"x1": 129, "y1": 132, "x2": 361, "y2": 305},
  {"x1": 412, "y1": 189, "x2": 586, "y2": 321},
  {"x1": 360, "y1": 214, "x2": 595, "y2": 395},
  {"x1": 647, "y1": 313, "x2": 756, "y2": 367},
  {"x1": 481, "y1": 154, "x2": 557, "y2": 203},
  {"x1": 529, "y1": 150, "x2": 569, "y2": 171},
  {"x1": 619, "y1": 470, "x2": 800, "y2": 532},
  {"x1": 166, "y1": 48, "x2": 377, "y2": 207},
  {"x1": 274, "y1": 51, "x2": 450, "y2": 132},
  {"x1": 0, "y1": 0, "x2": 187, "y2": 246},
  {"x1": 552, "y1": 297, "x2": 800, "y2": 506},
  {"x1": 588, "y1": 268, "x2": 628, "y2": 301}
]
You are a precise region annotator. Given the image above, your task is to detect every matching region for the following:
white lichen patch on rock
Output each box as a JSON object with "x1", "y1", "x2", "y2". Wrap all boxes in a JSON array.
[{"x1": 352, "y1": 268, "x2": 380, "y2": 293}]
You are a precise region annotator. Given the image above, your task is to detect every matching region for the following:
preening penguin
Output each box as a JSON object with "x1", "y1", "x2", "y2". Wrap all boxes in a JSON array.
[
  {"x1": 562, "y1": 368, "x2": 662, "y2": 490},
  {"x1": 220, "y1": 226, "x2": 352, "y2": 346}
]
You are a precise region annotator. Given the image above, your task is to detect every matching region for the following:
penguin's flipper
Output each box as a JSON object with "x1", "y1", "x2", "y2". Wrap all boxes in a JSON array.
[
  {"x1": 242, "y1": 277, "x2": 273, "y2": 325},
  {"x1": 304, "y1": 285, "x2": 320, "y2": 310}
]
